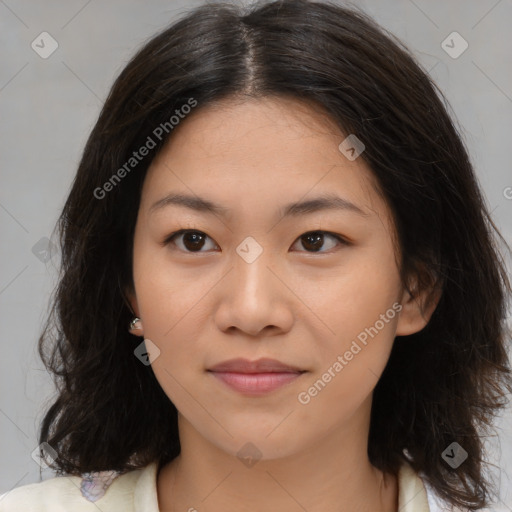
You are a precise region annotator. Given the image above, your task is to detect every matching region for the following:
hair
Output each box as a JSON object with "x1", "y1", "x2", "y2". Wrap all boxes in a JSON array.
[{"x1": 37, "y1": 0, "x2": 511, "y2": 509}]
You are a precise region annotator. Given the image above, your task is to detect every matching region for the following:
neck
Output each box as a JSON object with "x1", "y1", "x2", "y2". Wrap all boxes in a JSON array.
[{"x1": 157, "y1": 408, "x2": 398, "y2": 512}]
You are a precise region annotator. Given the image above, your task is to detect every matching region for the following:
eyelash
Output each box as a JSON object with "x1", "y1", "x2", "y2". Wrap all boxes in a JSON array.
[{"x1": 162, "y1": 229, "x2": 351, "y2": 254}]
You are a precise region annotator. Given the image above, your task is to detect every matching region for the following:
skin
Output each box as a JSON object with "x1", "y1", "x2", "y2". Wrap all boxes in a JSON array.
[{"x1": 127, "y1": 95, "x2": 439, "y2": 512}]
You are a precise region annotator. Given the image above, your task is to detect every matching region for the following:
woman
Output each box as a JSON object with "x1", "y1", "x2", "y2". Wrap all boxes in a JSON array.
[{"x1": 1, "y1": 1, "x2": 510, "y2": 510}]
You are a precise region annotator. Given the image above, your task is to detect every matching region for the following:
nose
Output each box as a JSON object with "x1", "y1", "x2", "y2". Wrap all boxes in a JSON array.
[{"x1": 213, "y1": 248, "x2": 294, "y2": 337}]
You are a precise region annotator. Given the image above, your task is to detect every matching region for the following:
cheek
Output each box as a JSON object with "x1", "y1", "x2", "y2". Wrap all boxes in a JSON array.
[
  {"x1": 299, "y1": 245, "x2": 401, "y2": 393},
  {"x1": 131, "y1": 248, "x2": 212, "y2": 405},
  {"x1": 132, "y1": 239, "x2": 217, "y2": 338},
  {"x1": 299, "y1": 245, "x2": 401, "y2": 347},
  {"x1": 296, "y1": 304, "x2": 400, "y2": 424},
  {"x1": 135, "y1": 290, "x2": 210, "y2": 417}
]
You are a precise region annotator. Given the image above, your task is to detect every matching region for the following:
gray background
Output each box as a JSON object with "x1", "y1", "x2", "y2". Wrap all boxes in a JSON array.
[{"x1": 1, "y1": 0, "x2": 511, "y2": 508}]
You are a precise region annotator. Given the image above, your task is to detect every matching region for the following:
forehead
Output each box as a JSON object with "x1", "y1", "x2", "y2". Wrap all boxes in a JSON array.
[{"x1": 141, "y1": 96, "x2": 386, "y2": 221}]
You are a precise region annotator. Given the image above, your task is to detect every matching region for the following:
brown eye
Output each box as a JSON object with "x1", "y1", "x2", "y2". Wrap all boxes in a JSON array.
[
  {"x1": 164, "y1": 229, "x2": 347, "y2": 254},
  {"x1": 292, "y1": 231, "x2": 347, "y2": 253},
  {"x1": 165, "y1": 230, "x2": 218, "y2": 253}
]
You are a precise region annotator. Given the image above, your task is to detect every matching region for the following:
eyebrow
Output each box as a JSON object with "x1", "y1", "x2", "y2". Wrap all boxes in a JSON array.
[{"x1": 149, "y1": 192, "x2": 369, "y2": 218}]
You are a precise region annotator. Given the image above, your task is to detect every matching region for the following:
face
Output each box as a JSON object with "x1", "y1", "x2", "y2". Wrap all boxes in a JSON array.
[{"x1": 128, "y1": 95, "x2": 428, "y2": 461}]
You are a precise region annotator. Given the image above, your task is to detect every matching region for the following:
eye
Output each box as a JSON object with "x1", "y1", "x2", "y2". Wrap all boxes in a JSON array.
[
  {"x1": 163, "y1": 229, "x2": 349, "y2": 254},
  {"x1": 291, "y1": 231, "x2": 348, "y2": 253},
  {"x1": 164, "y1": 230, "x2": 219, "y2": 253}
]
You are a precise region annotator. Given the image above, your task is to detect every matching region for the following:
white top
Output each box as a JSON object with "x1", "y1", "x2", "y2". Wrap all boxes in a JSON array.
[{"x1": 0, "y1": 461, "x2": 450, "y2": 511}]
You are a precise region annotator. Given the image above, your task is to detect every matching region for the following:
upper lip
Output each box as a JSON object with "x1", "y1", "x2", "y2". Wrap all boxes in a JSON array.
[{"x1": 208, "y1": 358, "x2": 305, "y2": 374}]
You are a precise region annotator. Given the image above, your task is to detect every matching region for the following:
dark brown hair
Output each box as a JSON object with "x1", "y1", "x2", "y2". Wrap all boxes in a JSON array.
[{"x1": 37, "y1": 1, "x2": 511, "y2": 509}]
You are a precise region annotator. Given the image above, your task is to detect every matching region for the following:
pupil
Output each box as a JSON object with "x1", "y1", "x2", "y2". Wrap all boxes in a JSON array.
[
  {"x1": 303, "y1": 232, "x2": 323, "y2": 252},
  {"x1": 184, "y1": 232, "x2": 204, "y2": 251}
]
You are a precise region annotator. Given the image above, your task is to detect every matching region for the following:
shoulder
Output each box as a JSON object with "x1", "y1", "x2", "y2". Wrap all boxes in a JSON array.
[
  {"x1": 398, "y1": 461, "x2": 460, "y2": 511},
  {"x1": 0, "y1": 462, "x2": 159, "y2": 512},
  {"x1": 422, "y1": 479, "x2": 452, "y2": 512}
]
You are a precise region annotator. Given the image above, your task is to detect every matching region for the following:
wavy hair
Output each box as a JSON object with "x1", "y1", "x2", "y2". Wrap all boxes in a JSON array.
[{"x1": 37, "y1": 1, "x2": 511, "y2": 509}]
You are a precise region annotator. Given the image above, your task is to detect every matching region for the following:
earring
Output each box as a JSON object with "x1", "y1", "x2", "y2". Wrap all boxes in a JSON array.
[{"x1": 129, "y1": 317, "x2": 142, "y2": 333}]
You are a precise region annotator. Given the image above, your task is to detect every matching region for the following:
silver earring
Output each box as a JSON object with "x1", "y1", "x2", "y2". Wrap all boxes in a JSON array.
[{"x1": 129, "y1": 317, "x2": 142, "y2": 332}]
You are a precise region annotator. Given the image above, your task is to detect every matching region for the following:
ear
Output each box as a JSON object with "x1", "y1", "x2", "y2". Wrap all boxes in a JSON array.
[{"x1": 395, "y1": 267, "x2": 443, "y2": 336}]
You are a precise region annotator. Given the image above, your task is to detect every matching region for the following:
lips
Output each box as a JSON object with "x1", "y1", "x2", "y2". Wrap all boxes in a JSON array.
[
  {"x1": 207, "y1": 357, "x2": 305, "y2": 374},
  {"x1": 207, "y1": 358, "x2": 306, "y2": 396}
]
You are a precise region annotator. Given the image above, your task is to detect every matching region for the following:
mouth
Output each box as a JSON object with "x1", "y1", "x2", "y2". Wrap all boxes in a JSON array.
[
  {"x1": 207, "y1": 358, "x2": 307, "y2": 396},
  {"x1": 207, "y1": 357, "x2": 305, "y2": 374}
]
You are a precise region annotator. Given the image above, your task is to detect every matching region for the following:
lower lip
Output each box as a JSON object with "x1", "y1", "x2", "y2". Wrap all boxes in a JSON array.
[{"x1": 208, "y1": 371, "x2": 304, "y2": 395}]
